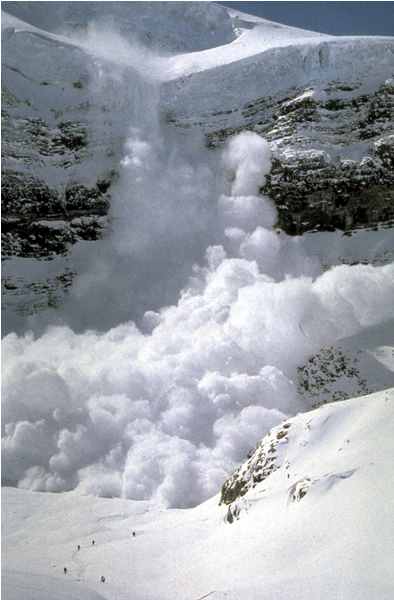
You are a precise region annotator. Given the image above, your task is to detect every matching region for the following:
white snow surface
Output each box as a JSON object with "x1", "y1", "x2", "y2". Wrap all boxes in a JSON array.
[
  {"x1": 2, "y1": 0, "x2": 393, "y2": 85},
  {"x1": 1, "y1": 1, "x2": 332, "y2": 78},
  {"x1": 2, "y1": 4, "x2": 394, "y2": 596},
  {"x1": 3, "y1": 388, "x2": 394, "y2": 600}
]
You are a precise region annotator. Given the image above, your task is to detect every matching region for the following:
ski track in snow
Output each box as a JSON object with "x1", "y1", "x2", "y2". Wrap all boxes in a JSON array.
[{"x1": 71, "y1": 549, "x2": 85, "y2": 582}]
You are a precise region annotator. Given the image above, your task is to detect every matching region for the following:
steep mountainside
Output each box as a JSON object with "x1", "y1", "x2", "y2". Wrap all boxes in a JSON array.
[
  {"x1": 163, "y1": 41, "x2": 394, "y2": 234},
  {"x1": 220, "y1": 388, "x2": 394, "y2": 520},
  {"x1": 2, "y1": 5, "x2": 394, "y2": 597},
  {"x1": 2, "y1": 2, "x2": 393, "y2": 264},
  {"x1": 2, "y1": 4, "x2": 393, "y2": 419},
  {"x1": 2, "y1": 0, "x2": 394, "y2": 500}
]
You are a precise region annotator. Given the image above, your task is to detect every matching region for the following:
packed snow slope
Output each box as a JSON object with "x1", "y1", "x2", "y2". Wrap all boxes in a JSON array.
[{"x1": 2, "y1": 388, "x2": 394, "y2": 600}]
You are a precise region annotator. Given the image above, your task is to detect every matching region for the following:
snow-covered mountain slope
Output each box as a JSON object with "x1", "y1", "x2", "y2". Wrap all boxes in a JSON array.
[
  {"x1": 2, "y1": 0, "x2": 394, "y2": 505},
  {"x1": 3, "y1": 388, "x2": 394, "y2": 600},
  {"x1": 2, "y1": 2, "x2": 393, "y2": 260},
  {"x1": 2, "y1": 1, "x2": 393, "y2": 327},
  {"x1": 2, "y1": 1, "x2": 237, "y2": 54},
  {"x1": 2, "y1": 3, "x2": 394, "y2": 598},
  {"x1": 2, "y1": 571, "x2": 107, "y2": 600}
]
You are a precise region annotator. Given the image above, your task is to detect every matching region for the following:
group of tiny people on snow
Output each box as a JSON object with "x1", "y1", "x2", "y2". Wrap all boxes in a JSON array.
[{"x1": 63, "y1": 533, "x2": 136, "y2": 583}]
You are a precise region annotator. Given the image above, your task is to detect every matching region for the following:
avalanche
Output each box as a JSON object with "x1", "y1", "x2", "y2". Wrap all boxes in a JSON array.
[
  {"x1": 3, "y1": 389, "x2": 394, "y2": 600},
  {"x1": 1, "y1": 2, "x2": 394, "y2": 599}
]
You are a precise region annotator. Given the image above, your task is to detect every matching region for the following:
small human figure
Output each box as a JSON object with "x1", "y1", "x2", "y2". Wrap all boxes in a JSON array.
[
  {"x1": 100, "y1": 576, "x2": 105, "y2": 583},
  {"x1": 132, "y1": 531, "x2": 136, "y2": 537},
  {"x1": 92, "y1": 540, "x2": 95, "y2": 545},
  {"x1": 77, "y1": 545, "x2": 80, "y2": 551},
  {"x1": 64, "y1": 567, "x2": 67, "y2": 574}
]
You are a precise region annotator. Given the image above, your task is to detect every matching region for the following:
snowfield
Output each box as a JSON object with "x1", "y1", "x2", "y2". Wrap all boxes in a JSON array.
[
  {"x1": 3, "y1": 388, "x2": 394, "y2": 600},
  {"x1": 2, "y1": 571, "x2": 107, "y2": 600},
  {"x1": 2, "y1": 2, "x2": 394, "y2": 599}
]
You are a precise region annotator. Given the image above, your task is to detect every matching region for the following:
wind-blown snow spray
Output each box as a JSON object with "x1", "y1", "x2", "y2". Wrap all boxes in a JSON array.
[{"x1": 2, "y1": 24, "x2": 394, "y2": 508}]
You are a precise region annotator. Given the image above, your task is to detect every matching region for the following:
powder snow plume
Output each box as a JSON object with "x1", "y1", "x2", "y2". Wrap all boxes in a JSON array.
[{"x1": 2, "y1": 23, "x2": 394, "y2": 508}]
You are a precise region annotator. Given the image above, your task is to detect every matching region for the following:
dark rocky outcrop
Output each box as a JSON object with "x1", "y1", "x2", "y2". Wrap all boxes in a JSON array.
[
  {"x1": 1, "y1": 172, "x2": 110, "y2": 260},
  {"x1": 201, "y1": 79, "x2": 394, "y2": 235},
  {"x1": 2, "y1": 5, "x2": 393, "y2": 328},
  {"x1": 220, "y1": 422, "x2": 292, "y2": 507}
]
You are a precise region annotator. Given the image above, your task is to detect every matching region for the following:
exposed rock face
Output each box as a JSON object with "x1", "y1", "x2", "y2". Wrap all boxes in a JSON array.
[
  {"x1": 220, "y1": 420, "x2": 292, "y2": 512},
  {"x1": 4, "y1": 74, "x2": 393, "y2": 260},
  {"x1": 195, "y1": 78, "x2": 394, "y2": 235},
  {"x1": 2, "y1": 173, "x2": 109, "y2": 259},
  {"x1": 1, "y1": 43, "x2": 113, "y2": 260},
  {"x1": 263, "y1": 82, "x2": 394, "y2": 234},
  {"x1": 1, "y1": 3, "x2": 393, "y2": 327}
]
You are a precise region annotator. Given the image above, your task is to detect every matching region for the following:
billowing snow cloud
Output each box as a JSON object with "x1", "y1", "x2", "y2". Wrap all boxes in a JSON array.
[
  {"x1": 3, "y1": 254, "x2": 394, "y2": 506},
  {"x1": 2, "y1": 44, "x2": 394, "y2": 507}
]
